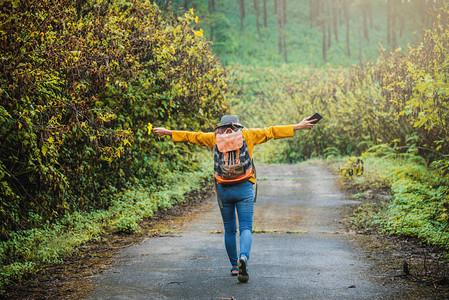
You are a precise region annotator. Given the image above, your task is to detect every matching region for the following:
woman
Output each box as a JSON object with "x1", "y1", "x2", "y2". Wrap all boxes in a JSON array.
[{"x1": 153, "y1": 115, "x2": 316, "y2": 282}]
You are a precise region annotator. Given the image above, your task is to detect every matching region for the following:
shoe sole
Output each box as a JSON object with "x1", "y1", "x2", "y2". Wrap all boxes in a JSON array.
[{"x1": 237, "y1": 257, "x2": 249, "y2": 283}]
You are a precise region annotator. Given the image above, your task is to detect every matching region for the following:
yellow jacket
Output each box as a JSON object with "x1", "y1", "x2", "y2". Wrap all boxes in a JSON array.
[{"x1": 172, "y1": 125, "x2": 294, "y2": 183}]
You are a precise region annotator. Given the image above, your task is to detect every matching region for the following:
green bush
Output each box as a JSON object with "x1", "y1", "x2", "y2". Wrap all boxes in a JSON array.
[
  {"x1": 340, "y1": 150, "x2": 449, "y2": 249},
  {"x1": 0, "y1": 156, "x2": 213, "y2": 294},
  {"x1": 227, "y1": 5, "x2": 449, "y2": 250},
  {"x1": 0, "y1": 0, "x2": 226, "y2": 236},
  {"x1": 228, "y1": 5, "x2": 449, "y2": 164},
  {"x1": 0, "y1": 0, "x2": 226, "y2": 294},
  {"x1": 115, "y1": 215, "x2": 140, "y2": 234}
]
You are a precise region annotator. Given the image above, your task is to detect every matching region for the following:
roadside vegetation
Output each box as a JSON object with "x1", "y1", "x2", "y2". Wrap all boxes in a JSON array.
[
  {"x1": 0, "y1": 0, "x2": 223, "y2": 293},
  {"x1": 338, "y1": 152, "x2": 449, "y2": 249},
  {"x1": 226, "y1": 4, "x2": 449, "y2": 252}
]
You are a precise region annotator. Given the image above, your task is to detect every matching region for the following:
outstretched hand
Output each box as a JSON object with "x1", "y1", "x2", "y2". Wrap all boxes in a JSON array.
[
  {"x1": 294, "y1": 117, "x2": 317, "y2": 131},
  {"x1": 153, "y1": 127, "x2": 172, "y2": 136}
]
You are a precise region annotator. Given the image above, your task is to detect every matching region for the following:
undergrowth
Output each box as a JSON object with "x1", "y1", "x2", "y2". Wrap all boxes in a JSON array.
[
  {"x1": 0, "y1": 155, "x2": 213, "y2": 295},
  {"x1": 333, "y1": 151, "x2": 449, "y2": 251}
]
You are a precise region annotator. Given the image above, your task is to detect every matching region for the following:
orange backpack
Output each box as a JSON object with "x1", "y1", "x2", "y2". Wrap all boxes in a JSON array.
[{"x1": 214, "y1": 128, "x2": 253, "y2": 185}]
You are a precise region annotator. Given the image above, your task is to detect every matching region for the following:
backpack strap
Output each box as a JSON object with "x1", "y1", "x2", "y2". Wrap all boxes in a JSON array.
[
  {"x1": 215, "y1": 179, "x2": 223, "y2": 209},
  {"x1": 252, "y1": 159, "x2": 257, "y2": 203}
]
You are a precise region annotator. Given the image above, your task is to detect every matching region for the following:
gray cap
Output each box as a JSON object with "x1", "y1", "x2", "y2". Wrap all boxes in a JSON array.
[{"x1": 220, "y1": 115, "x2": 241, "y2": 126}]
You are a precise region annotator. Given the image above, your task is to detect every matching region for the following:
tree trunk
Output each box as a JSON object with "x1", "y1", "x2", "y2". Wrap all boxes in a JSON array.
[
  {"x1": 344, "y1": 0, "x2": 350, "y2": 57},
  {"x1": 327, "y1": 0, "x2": 331, "y2": 49},
  {"x1": 392, "y1": 0, "x2": 397, "y2": 49},
  {"x1": 387, "y1": 0, "x2": 391, "y2": 46},
  {"x1": 310, "y1": 0, "x2": 314, "y2": 27},
  {"x1": 276, "y1": 0, "x2": 287, "y2": 62},
  {"x1": 362, "y1": 1, "x2": 369, "y2": 42},
  {"x1": 209, "y1": 0, "x2": 215, "y2": 41},
  {"x1": 357, "y1": 9, "x2": 362, "y2": 66},
  {"x1": 263, "y1": 0, "x2": 267, "y2": 27},
  {"x1": 320, "y1": 0, "x2": 327, "y2": 63},
  {"x1": 283, "y1": 33, "x2": 288, "y2": 63},
  {"x1": 240, "y1": 0, "x2": 246, "y2": 31},
  {"x1": 282, "y1": 0, "x2": 286, "y2": 25},
  {"x1": 399, "y1": 0, "x2": 405, "y2": 37},
  {"x1": 282, "y1": 0, "x2": 287, "y2": 63},
  {"x1": 367, "y1": 0, "x2": 373, "y2": 29},
  {"x1": 333, "y1": 0, "x2": 339, "y2": 42},
  {"x1": 274, "y1": 0, "x2": 277, "y2": 14},
  {"x1": 322, "y1": 17, "x2": 327, "y2": 63},
  {"x1": 310, "y1": 0, "x2": 321, "y2": 27},
  {"x1": 420, "y1": 0, "x2": 427, "y2": 26},
  {"x1": 277, "y1": 0, "x2": 282, "y2": 55},
  {"x1": 339, "y1": 1, "x2": 344, "y2": 26},
  {"x1": 254, "y1": 0, "x2": 260, "y2": 36}
]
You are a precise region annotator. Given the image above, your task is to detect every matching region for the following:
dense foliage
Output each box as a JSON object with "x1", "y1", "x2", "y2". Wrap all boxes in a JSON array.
[
  {"x1": 345, "y1": 152, "x2": 449, "y2": 249},
  {"x1": 230, "y1": 4, "x2": 449, "y2": 164},
  {"x1": 0, "y1": 0, "x2": 226, "y2": 291},
  {"x1": 228, "y1": 4, "x2": 449, "y2": 249},
  {"x1": 0, "y1": 157, "x2": 212, "y2": 292},
  {"x1": 0, "y1": 0, "x2": 226, "y2": 236}
]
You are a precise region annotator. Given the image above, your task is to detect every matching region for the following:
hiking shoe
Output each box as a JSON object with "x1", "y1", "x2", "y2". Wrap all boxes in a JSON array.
[
  {"x1": 237, "y1": 255, "x2": 249, "y2": 282},
  {"x1": 231, "y1": 266, "x2": 238, "y2": 276}
]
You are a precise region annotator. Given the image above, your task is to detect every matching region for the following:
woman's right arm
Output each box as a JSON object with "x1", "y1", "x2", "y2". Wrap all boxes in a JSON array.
[{"x1": 153, "y1": 127, "x2": 215, "y2": 149}]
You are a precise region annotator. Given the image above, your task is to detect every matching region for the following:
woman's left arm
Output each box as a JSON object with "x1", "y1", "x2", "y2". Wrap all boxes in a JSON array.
[
  {"x1": 293, "y1": 116, "x2": 317, "y2": 131},
  {"x1": 247, "y1": 116, "x2": 318, "y2": 146}
]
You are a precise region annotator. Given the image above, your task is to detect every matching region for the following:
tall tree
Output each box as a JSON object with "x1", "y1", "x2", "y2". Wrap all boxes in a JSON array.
[
  {"x1": 339, "y1": 1, "x2": 344, "y2": 26},
  {"x1": 208, "y1": 0, "x2": 216, "y2": 41},
  {"x1": 392, "y1": 0, "x2": 397, "y2": 49},
  {"x1": 344, "y1": 0, "x2": 350, "y2": 57},
  {"x1": 320, "y1": 1, "x2": 327, "y2": 62},
  {"x1": 282, "y1": 0, "x2": 287, "y2": 62},
  {"x1": 387, "y1": 0, "x2": 391, "y2": 46},
  {"x1": 263, "y1": 0, "x2": 267, "y2": 27},
  {"x1": 276, "y1": 0, "x2": 282, "y2": 54},
  {"x1": 309, "y1": 0, "x2": 314, "y2": 27},
  {"x1": 254, "y1": 0, "x2": 261, "y2": 36},
  {"x1": 419, "y1": 0, "x2": 427, "y2": 27},
  {"x1": 367, "y1": 0, "x2": 373, "y2": 29},
  {"x1": 362, "y1": 0, "x2": 369, "y2": 42},
  {"x1": 282, "y1": 0, "x2": 287, "y2": 25},
  {"x1": 357, "y1": 5, "x2": 362, "y2": 66},
  {"x1": 332, "y1": 0, "x2": 339, "y2": 43},
  {"x1": 327, "y1": 0, "x2": 331, "y2": 49},
  {"x1": 240, "y1": 0, "x2": 246, "y2": 30},
  {"x1": 310, "y1": 0, "x2": 321, "y2": 27},
  {"x1": 276, "y1": 0, "x2": 287, "y2": 62},
  {"x1": 399, "y1": 0, "x2": 405, "y2": 37}
]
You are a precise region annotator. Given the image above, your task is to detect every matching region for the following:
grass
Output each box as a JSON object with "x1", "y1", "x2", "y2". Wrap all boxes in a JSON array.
[{"x1": 328, "y1": 154, "x2": 449, "y2": 251}]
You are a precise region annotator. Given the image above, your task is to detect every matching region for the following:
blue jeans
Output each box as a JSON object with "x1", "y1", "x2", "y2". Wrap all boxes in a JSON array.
[{"x1": 217, "y1": 181, "x2": 254, "y2": 266}]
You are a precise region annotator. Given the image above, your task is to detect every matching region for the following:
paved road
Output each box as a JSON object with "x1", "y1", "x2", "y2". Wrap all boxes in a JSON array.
[{"x1": 86, "y1": 164, "x2": 411, "y2": 299}]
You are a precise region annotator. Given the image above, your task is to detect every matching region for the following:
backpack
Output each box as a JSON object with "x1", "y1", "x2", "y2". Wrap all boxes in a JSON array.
[{"x1": 213, "y1": 127, "x2": 257, "y2": 208}]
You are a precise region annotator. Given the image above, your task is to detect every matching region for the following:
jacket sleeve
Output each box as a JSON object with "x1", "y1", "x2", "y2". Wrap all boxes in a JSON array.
[
  {"x1": 171, "y1": 131, "x2": 216, "y2": 149},
  {"x1": 245, "y1": 125, "x2": 294, "y2": 146}
]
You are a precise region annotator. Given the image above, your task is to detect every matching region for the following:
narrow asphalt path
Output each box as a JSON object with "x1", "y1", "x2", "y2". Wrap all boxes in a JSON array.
[{"x1": 86, "y1": 163, "x2": 412, "y2": 299}]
